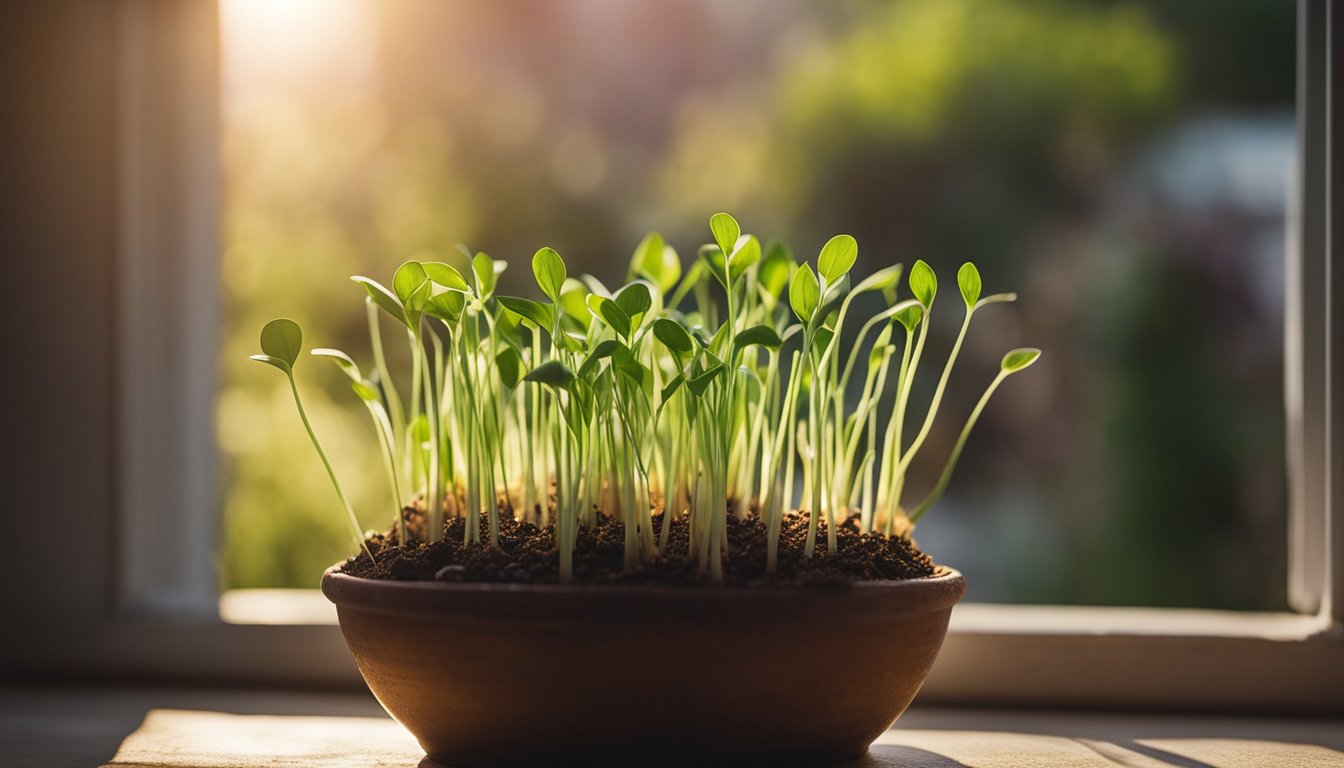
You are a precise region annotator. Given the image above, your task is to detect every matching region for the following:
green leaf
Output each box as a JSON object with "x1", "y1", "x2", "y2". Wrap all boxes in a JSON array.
[
  {"x1": 818, "y1": 234, "x2": 858, "y2": 284},
  {"x1": 789, "y1": 263, "x2": 820, "y2": 323},
  {"x1": 613, "y1": 281, "x2": 652, "y2": 322},
  {"x1": 557, "y1": 330, "x2": 588, "y2": 353},
  {"x1": 894, "y1": 303, "x2": 925, "y2": 332},
  {"x1": 260, "y1": 318, "x2": 302, "y2": 368},
  {"x1": 350, "y1": 379, "x2": 381, "y2": 402},
  {"x1": 576, "y1": 338, "x2": 621, "y2": 379},
  {"x1": 612, "y1": 345, "x2": 647, "y2": 386},
  {"x1": 495, "y1": 347, "x2": 523, "y2": 389},
  {"x1": 811, "y1": 326, "x2": 835, "y2": 364},
  {"x1": 699, "y1": 244, "x2": 730, "y2": 290},
  {"x1": 497, "y1": 296, "x2": 556, "y2": 331},
  {"x1": 425, "y1": 290, "x2": 465, "y2": 324},
  {"x1": 733, "y1": 325, "x2": 782, "y2": 357},
  {"x1": 586, "y1": 294, "x2": 631, "y2": 338},
  {"x1": 957, "y1": 262, "x2": 981, "y2": 308},
  {"x1": 728, "y1": 234, "x2": 761, "y2": 282},
  {"x1": 688, "y1": 322, "x2": 712, "y2": 350},
  {"x1": 660, "y1": 372, "x2": 685, "y2": 402},
  {"x1": 311, "y1": 347, "x2": 359, "y2": 379},
  {"x1": 866, "y1": 319, "x2": 897, "y2": 370},
  {"x1": 312, "y1": 350, "x2": 382, "y2": 403},
  {"x1": 675, "y1": 259, "x2": 708, "y2": 297},
  {"x1": 532, "y1": 247, "x2": 567, "y2": 303},
  {"x1": 686, "y1": 363, "x2": 724, "y2": 396},
  {"x1": 853, "y1": 264, "x2": 903, "y2": 295},
  {"x1": 869, "y1": 341, "x2": 894, "y2": 369},
  {"x1": 404, "y1": 279, "x2": 433, "y2": 321},
  {"x1": 758, "y1": 240, "x2": 794, "y2": 301},
  {"x1": 558, "y1": 278, "x2": 592, "y2": 330},
  {"x1": 248, "y1": 354, "x2": 290, "y2": 373},
  {"x1": 495, "y1": 303, "x2": 523, "y2": 348},
  {"x1": 589, "y1": 371, "x2": 612, "y2": 400},
  {"x1": 909, "y1": 260, "x2": 937, "y2": 307},
  {"x1": 818, "y1": 273, "x2": 851, "y2": 318},
  {"x1": 472, "y1": 253, "x2": 498, "y2": 298},
  {"x1": 421, "y1": 261, "x2": 470, "y2": 293},
  {"x1": 708, "y1": 320, "x2": 732, "y2": 356},
  {"x1": 653, "y1": 318, "x2": 694, "y2": 356},
  {"x1": 1001, "y1": 347, "x2": 1041, "y2": 373},
  {"x1": 580, "y1": 274, "x2": 611, "y2": 297},
  {"x1": 630, "y1": 232, "x2": 682, "y2": 295},
  {"x1": 352, "y1": 277, "x2": 406, "y2": 326},
  {"x1": 630, "y1": 231, "x2": 664, "y2": 279},
  {"x1": 524, "y1": 359, "x2": 575, "y2": 389},
  {"x1": 393, "y1": 261, "x2": 429, "y2": 305},
  {"x1": 709, "y1": 212, "x2": 740, "y2": 261}
]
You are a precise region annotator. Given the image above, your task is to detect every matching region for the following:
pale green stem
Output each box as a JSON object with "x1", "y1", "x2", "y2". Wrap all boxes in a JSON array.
[
  {"x1": 849, "y1": 450, "x2": 875, "y2": 509},
  {"x1": 835, "y1": 348, "x2": 888, "y2": 521},
  {"x1": 887, "y1": 317, "x2": 931, "y2": 513},
  {"x1": 880, "y1": 317, "x2": 928, "y2": 535},
  {"x1": 407, "y1": 329, "x2": 424, "y2": 491},
  {"x1": 766, "y1": 351, "x2": 802, "y2": 573},
  {"x1": 367, "y1": 400, "x2": 405, "y2": 544},
  {"x1": 286, "y1": 373, "x2": 371, "y2": 562},
  {"x1": 909, "y1": 369, "x2": 1009, "y2": 522},
  {"x1": 892, "y1": 306, "x2": 974, "y2": 482},
  {"x1": 804, "y1": 365, "x2": 822, "y2": 558},
  {"x1": 366, "y1": 300, "x2": 404, "y2": 476},
  {"x1": 861, "y1": 338, "x2": 898, "y2": 532},
  {"x1": 420, "y1": 328, "x2": 443, "y2": 543},
  {"x1": 823, "y1": 417, "x2": 836, "y2": 553},
  {"x1": 877, "y1": 325, "x2": 915, "y2": 535}
]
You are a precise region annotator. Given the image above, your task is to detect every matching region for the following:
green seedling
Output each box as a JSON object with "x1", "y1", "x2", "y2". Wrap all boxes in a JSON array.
[
  {"x1": 255, "y1": 214, "x2": 1038, "y2": 582},
  {"x1": 250, "y1": 319, "x2": 372, "y2": 562}
]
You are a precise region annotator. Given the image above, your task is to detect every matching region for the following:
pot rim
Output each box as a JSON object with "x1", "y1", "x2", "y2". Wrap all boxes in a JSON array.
[{"x1": 322, "y1": 564, "x2": 967, "y2": 623}]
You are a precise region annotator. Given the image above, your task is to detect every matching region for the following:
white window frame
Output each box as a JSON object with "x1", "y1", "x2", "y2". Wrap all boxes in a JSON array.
[{"x1": 11, "y1": 0, "x2": 1339, "y2": 710}]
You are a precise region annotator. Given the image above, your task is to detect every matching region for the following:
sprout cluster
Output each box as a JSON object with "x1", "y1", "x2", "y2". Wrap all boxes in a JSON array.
[{"x1": 252, "y1": 213, "x2": 1039, "y2": 583}]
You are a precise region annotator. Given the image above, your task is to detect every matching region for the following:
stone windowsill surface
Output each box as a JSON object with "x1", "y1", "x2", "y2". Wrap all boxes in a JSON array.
[{"x1": 2, "y1": 686, "x2": 1341, "y2": 768}]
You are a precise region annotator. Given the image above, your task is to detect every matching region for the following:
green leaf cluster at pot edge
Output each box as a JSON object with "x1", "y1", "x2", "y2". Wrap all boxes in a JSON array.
[{"x1": 252, "y1": 213, "x2": 1039, "y2": 583}]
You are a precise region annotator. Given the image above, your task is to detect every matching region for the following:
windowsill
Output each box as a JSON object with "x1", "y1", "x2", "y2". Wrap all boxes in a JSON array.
[
  {"x1": 219, "y1": 588, "x2": 1328, "y2": 639},
  {"x1": 219, "y1": 589, "x2": 337, "y2": 625},
  {"x1": 5, "y1": 684, "x2": 1341, "y2": 767},
  {"x1": 36, "y1": 589, "x2": 1323, "y2": 716}
]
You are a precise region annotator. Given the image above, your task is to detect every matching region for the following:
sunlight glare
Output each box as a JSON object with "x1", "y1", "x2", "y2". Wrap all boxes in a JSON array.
[{"x1": 220, "y1": 0, "x2": 376, "y2": 103}]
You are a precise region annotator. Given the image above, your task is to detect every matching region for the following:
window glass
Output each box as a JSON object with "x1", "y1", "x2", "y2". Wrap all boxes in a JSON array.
[{"x1": 220, "y1": 0, "x2": 1294, "y2": 608}]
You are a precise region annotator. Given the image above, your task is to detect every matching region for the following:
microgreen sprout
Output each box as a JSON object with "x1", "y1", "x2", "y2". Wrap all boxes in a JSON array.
[
  {"x1": 255, "y1": 214, "x2": 1038, "y2": 582},
  {"x1": 250, "y1": 319, "x2": 373, "y2": 563}
]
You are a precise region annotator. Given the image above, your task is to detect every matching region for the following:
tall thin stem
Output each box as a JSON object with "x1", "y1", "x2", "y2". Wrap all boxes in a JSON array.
[{"x1": 286, "y1": 374, "x2": 371, "y2": 562}]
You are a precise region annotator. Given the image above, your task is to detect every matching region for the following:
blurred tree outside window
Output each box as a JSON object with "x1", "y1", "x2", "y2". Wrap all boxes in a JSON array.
[{"x1": 219, "y1": 0, "x2": 1294, "y2": 608}]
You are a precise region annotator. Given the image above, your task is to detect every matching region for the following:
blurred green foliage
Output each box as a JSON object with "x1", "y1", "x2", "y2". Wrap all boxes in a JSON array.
[
  {"x1": 221, "y1": 0, "x2": 1293, "y2": 607},
  {"x1": 660, "y1": 0, "x2": 1175, "y2": 230}
]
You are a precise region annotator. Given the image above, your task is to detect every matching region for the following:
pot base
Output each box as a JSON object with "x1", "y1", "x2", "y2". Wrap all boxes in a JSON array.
[
  {"x1": 419, "y1": 746, "x2": 868, "y2": 768},
  {"x1": 324, "y1": 569, "x2": 965, "y2": 765}
]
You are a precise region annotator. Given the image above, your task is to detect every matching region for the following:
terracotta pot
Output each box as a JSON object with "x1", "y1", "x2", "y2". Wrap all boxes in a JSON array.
[{"x1": 322, "y1": 567, "x2": 965, "y2": 766}]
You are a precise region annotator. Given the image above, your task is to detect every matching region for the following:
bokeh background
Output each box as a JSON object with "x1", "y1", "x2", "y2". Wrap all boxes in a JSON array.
[{"x1": 219, "y1": 0, "x2": 1295, "y2": 608}]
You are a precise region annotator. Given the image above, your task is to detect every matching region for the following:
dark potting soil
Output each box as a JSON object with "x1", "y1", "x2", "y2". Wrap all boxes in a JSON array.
[{"x1": 337, "y1": 506, "x2": 939, "y2": 587}]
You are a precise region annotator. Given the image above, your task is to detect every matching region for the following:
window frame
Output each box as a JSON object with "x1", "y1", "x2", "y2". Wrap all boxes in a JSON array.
[{"x1": 11, "y1": 0, "x2": 1340, "y2": 712}]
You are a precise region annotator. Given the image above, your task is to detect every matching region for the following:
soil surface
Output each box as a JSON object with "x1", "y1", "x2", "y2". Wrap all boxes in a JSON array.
[{"x1": 338, "y1": 506, "x2": 939, "y2": 586}]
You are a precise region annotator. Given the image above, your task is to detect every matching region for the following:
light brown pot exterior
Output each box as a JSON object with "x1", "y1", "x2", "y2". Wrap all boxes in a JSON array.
[{"x1": 322, "y1": 568, "x2": 965, "y2": 766}]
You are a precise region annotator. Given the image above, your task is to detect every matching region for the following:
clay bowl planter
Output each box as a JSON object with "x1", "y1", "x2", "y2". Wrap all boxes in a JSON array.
[{"x1": 322, "y1": 567, "x2": 966, "y2": 766}]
